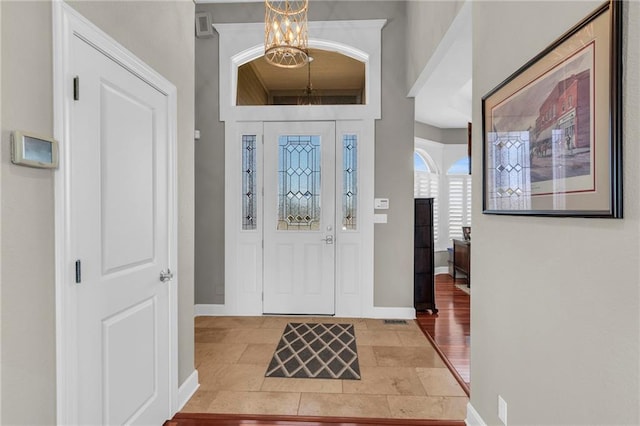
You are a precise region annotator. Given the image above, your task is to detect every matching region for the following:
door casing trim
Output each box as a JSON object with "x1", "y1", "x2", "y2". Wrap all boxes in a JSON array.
[{"x1": 53, "y1": 2, "x2": 179, "y2": 423}]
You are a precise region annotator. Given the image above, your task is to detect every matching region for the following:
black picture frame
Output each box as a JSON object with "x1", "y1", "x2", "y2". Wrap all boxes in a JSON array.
[{"x1": 481, "y1": 0, "x2": 622, "y2": 218}]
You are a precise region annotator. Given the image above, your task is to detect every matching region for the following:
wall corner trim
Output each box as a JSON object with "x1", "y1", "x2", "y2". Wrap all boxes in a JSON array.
[
  {"x1": 466, "y1": 402, "x2": 487, "y2": 426},
  {"x1": 177, "y1": 370, "x2": 200, "y2": 412}
]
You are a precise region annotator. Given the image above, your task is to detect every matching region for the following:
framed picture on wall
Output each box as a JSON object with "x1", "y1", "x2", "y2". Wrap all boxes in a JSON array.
[{"x1": 481, "y1": 0, "x2": 622, "y2": 218}]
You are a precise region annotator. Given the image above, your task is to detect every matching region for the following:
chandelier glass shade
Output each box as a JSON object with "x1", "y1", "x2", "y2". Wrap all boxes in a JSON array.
[{"x1": 264, "y1": 0, "x2": 309, "y2": 68}]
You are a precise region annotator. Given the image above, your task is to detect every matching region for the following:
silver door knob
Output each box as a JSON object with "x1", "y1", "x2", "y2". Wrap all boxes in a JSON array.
[
  {"x1": 160, "y1": 269, "x2": 174, "y2": 282},
  {"x1": 321, "y1": 235, "x2": 334, "y2": 244}
]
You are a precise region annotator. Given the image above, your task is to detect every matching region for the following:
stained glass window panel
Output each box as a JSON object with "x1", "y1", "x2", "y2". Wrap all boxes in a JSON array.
[
  {"x1": 343, "y1": 135, "x2": 358, "y2": 230},
  {"x1": 242, "y1": 135, "x2": 257, "y2": 230},
  {"x1": 277, "y1": 135, "x2": 321, "y2": 231}
]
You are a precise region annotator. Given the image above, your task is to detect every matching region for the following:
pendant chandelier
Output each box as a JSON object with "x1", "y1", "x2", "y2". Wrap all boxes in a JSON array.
[
  {"x1": 264, "y1": 0, "x2": 309, "y2": 68},
  {"x1": 298, "y1": 57, "x2": 320, "y2": 105}
]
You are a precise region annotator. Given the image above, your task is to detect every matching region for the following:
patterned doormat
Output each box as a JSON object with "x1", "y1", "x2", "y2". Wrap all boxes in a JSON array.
[{"x1": 265, "y1": 323, "x2": 361, "y2": 380}]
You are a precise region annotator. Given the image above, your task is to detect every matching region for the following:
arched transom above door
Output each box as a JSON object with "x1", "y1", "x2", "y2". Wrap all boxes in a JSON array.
[
  {"x1": 238, "y1": 48, "x2": 366, "y2": 106},
  {"x1": 214, "y1": 19, "x2": 386, "y2": 122}
]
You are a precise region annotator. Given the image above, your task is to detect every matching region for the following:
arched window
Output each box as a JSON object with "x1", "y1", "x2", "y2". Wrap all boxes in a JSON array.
[
  {"x1": 447, "y1": 156, "x2": 472, "y2": 241},
  {"x1": 414, "y1": 150, "x2": 439, "y2": 243}
]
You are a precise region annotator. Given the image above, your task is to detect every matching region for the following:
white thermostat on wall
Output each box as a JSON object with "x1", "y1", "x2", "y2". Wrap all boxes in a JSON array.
[{"x1": 11, "y1": 131, "x2": 59, "y2": 169}]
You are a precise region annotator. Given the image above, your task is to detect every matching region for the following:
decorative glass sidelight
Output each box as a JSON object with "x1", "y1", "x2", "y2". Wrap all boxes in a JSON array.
[
  {"x1": 342, "y1": 134, "x2": 358, "y2": 230},
  {"x1": 277, "y1": 135, "x2": 321, "y2": 231},
  {"x1": 242, "y1": 135, "x2": 257, "y2": 230}
]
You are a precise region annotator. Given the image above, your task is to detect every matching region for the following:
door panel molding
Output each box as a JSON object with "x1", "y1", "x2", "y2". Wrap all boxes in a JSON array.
[{"x1": 53, "y1": 3, "x2": 178, "y2": 423}]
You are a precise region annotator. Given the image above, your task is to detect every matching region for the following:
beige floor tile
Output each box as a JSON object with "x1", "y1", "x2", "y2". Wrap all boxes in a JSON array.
[
  {"x1": 186, "y1": 316, "x2": 467, "y2": 422},
  {"x1": 221, "y1": 328, "x2": 284, "y2": 344},
  {"x1": 387, "y1": 395, "x2": 468, "y2": 420},
  {"x1": 355, "y1": 345, "x2": 378, "y2": 367},
  {"x1": 261, "y1": 377, "x2": 342, "y2": 393},
  {"x1": 298, "y1": 393, "x2": 391, "y2": 418},
  {"x1": 206, "y1": 390, "x2": 301, "y2": 415},
  {"x1": 195, "y1": 343, "x2": 247, "y2": 367},
  {"x1": 197, "y1": 363, "x2": 230, "y2": 391},
  {"x1": 396, "y1": 330, "x2": 432, "y2": 347},
  {"x1": 181, "y1": 390, "x2": 218, "y2": 413},
  {"x1": 355, "y1": 330, "x2": 402, "y2": 346},
  {"x1": 195, "y1": 328, "x2": 229, "y2": 343},
  {"x1": 237, "y1": 343, "x2": 278, "y2": 365},
  {"x1": 196, "y1": 316, "x2": 266, "y2": 329},
  {"x1": 372, "y1": 346, "x2": 445, "y2": 368},
  {"x1": 199, "y1": 363, "x2": 266, "y2": 392},
  {"x1": 416, "y1": 368, "x2": 467, "y2": 397},
  {"x1": 343, "y1": 366, "x2": 426, "y2": 396},
  {"x1": 364, "y1": 319, "x2": 419, "y2": 331}
]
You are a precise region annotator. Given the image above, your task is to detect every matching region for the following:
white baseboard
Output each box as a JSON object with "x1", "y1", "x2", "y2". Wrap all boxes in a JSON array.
[
  {"x1": 194, "y1": 304, "x2": 229, "y2": 316},
  {"x1": 177, "y1": 369, "x2": 199, "y2": 411},
  {"x1": 366, "y1": 306, "x2": 416, "y2": 319},
  {"x1": 435, "y1": 267, "x2": 449, "y2": 275},
  {"x1": 466, "y1": 402, "x2": 487, "y2": 426},
  {"x1": 195, "y1": 304, "x2": 416, "y2": 320}
]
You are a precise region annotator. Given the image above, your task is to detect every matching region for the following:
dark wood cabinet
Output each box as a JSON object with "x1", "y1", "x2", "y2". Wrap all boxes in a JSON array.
[
  {"x1": 453, "y1": 239, "x2": 471, "y2": 286},
  {"x1": 414, "y1": 198, "x2": 437, "y2": 313}
]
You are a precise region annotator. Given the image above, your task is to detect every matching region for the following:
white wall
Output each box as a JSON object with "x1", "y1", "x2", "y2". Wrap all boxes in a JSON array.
[
  {"x1": 471, "y1": 1, "x2": 639, "y2": 424},
  {"x1": 1, "y1": 1, "x2": 195, "y2": 424}
]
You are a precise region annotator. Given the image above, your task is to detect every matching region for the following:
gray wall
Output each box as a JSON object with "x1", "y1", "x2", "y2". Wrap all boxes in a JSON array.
[
  {"x1": 195, "y1": 2, "x2": 416, "y2": 308},
  {"x1": 1, "y1": 1, "x2": 195, "y2": 424},
  {"x1": 406, "y1": 0, "x2": 464, "y2": 92},
  {"x1": 415, "y1": 121, "x2": 467, "y2": 145},
  {"x1": 472, "y1": 1, "x2": 639, "y2": 424}
]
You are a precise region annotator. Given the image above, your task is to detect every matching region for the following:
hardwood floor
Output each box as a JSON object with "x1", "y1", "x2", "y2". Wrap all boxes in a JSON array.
[
  {"x1": 416, "y1": 274, "x2": 470, "y2": 394},
  {"x1": 166, "y1": 413, "x2": 466, "y2": 426}
]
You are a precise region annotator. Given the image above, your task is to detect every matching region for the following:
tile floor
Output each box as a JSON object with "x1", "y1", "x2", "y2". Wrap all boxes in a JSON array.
[{"x1": 182, "y1": 316, "x2": 468, "y2": 421}]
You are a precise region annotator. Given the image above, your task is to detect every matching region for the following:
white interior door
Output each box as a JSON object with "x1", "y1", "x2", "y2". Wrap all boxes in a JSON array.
[
  {"x1": 263, "y1": 121, "x2": 336, "y2": 315},
  {"x1": 70, "y1": 33, "x2": 172, "y2": 425}
]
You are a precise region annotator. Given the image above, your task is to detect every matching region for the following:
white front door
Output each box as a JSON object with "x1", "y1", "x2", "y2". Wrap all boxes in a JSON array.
[
  {"x1": 69, "y1": 32, "x2": 172, "y2": 425},
  {"x1": 263, "y1": 121, "x2": 336, "y2": 314}
]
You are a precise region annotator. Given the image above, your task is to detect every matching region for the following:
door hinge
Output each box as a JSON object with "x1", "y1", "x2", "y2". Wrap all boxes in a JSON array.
[
  {"x1": 261, "y1": 240, "x2": 264, "y2": 249},
  {"x1": 73, "y1": 76, "x2": 80, "y2": 101},
  {"x1": 261, "y1": 292, "x2": 264, "y2": 301},
  {"x1": 75, "y1": 260, "x2": 81, "y2": 284}
]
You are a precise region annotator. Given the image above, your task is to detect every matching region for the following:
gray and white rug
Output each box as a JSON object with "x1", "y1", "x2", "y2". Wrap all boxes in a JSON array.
[{"x1": 265, "y1": 322, "x2": 361, "y2": 380}]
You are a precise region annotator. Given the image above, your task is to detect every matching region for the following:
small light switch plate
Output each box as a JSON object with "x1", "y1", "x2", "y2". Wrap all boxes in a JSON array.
[
  {"x1": 374, "y1": 213, "x2": 387, "y2": 223},
  {"x1": 194, "y1": 130, "x2": 201, "y2": 140},
  {"x1": 374, "y1": 198, "x2": 389, "y2": 209}
]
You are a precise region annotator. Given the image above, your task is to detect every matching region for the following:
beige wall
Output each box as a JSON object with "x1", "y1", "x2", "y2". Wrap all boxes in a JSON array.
[
  {"x1": 1, "y1": 1, "x2": 195, "y2": 424},
  {"x1": 194, "y1": 1, "x2": 416, "y2": 307},
  {"x1": 472, "y1": 1, "x2": 639, "y2": 424},
  {"x1": 1, "y1": 2, "x2": 56, "y2": 423}
]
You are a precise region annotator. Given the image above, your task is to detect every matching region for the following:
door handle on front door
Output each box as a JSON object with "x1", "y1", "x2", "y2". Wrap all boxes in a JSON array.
[
  {"x1": 160, "y1": 269, "x2": 174, "y2": 282},
  {"x1": 321, "y1": 235, "x2": 334, "y2": 244}
]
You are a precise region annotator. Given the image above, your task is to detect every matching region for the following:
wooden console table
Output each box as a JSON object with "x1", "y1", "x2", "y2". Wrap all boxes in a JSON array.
[{"x1": 453, "y1": 239, "x2": 470, "y2": 286}]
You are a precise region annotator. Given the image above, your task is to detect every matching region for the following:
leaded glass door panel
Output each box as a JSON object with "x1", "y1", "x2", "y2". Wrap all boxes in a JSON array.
[{"x1": 263, "y1": 122, "x2": 336, "y2": 314}]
